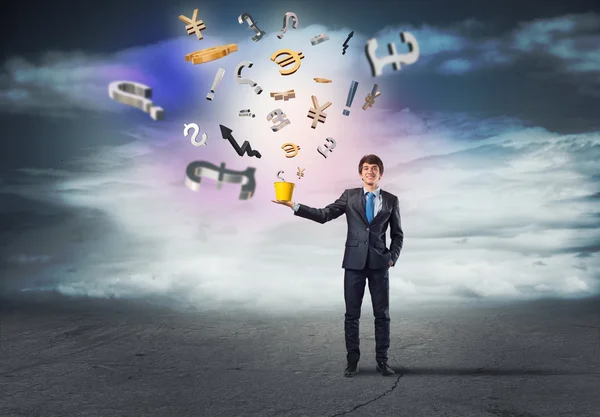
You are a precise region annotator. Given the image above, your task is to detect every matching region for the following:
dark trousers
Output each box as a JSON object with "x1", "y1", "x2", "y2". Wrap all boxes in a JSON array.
[{"x1": 344, "y1": 266, "x2": 390, "y2": 363}]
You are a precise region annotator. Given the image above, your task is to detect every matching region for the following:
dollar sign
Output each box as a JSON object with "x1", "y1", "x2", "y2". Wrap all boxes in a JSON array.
[
  {"x1": 183, "y1": 123, "x2": 207, "y2": 146},
  {"x1": 365, "y1": 32, "x2": 419, "y2": 77}
]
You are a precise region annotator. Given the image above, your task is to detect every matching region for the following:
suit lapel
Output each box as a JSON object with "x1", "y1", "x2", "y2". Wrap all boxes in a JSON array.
[{"x1": 356, "y1": 189, "x2": 369, "y2": 225}]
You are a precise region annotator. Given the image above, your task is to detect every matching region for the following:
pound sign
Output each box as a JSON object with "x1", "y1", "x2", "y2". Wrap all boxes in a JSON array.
[
  {"x1": 238, "y1": 12, "x2": 266, "y2": 42},
  {"x1": 317, "y1": 137, "x2": 336, "y2": 158},
  {"x1": 266, "y1": 109, "x2": 291, "y2": 132},
  {"x1": 365, "y1": 32, "x2": 420, "y2": 77},
  {"x1": 185, "y1": 161, "x2": 256, "y2": 200}
]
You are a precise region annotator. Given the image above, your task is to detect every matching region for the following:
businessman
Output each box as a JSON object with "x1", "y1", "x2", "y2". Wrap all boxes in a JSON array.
[{"x1": 272, "y1": 154, "x2": 404, "y2": 377}]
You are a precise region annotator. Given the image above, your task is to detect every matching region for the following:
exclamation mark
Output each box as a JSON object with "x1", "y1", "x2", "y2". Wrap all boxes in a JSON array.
[
  {"x1": 206, "y1": 68, "x2": 225, "y2": 101},
  {"x1": 343, "y1": 80, "x2": 359, "y2": 116}
]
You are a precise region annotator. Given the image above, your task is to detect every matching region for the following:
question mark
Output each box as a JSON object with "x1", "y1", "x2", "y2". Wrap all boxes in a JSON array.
[
  {"x1": 234, "y1": 61, "x2": 263, "y2": 95},
  {"x1": 277, "y1": 12, "x2": 299, "y2": 39},
  {"x1": 108, "y1": 81, "x2": 164, "y2": 120},
  {"x1": 183, "y1": 123, "x2": 208, "y2": 147}
]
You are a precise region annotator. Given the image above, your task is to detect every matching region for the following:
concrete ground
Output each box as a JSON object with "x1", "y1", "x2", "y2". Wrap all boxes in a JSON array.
[{"x1": 1, "y1": 293, "x2": 599, "y2": 417}]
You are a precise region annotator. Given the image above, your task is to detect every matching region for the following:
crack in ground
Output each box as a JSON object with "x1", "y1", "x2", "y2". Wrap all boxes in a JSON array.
[{"x1": 328, "y1": 354, "x2": 404, "y2": 417}]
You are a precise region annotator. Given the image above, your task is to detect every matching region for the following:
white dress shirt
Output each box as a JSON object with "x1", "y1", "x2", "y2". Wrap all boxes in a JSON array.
[{"x1": 364, "y1": 186, "x2": 383, "y2": 217}]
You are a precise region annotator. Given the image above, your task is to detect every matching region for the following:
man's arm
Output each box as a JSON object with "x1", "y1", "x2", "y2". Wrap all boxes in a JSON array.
[
  {"x1": 292, "y1": 190, "x2": 348, "y2": 224},
  {"x1": 389, "y1": 196, "x2": 404, "y2": 266}
]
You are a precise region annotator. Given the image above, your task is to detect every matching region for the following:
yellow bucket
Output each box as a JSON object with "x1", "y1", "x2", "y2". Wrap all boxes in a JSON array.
[{"x1": 274, "y1": 181, "x2": 295, "y2": 201}]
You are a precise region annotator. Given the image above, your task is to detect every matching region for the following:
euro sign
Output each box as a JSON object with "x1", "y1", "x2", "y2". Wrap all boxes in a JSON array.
[
  {"x1": 185, "y1": 161, "x2": 256, "y2": 200},
  {"x1": 281, "y1": 142, "x2": 300, "y2": 158},
  {"x1": 270, "y1": 49, "x2": 305, "y2": 76}
]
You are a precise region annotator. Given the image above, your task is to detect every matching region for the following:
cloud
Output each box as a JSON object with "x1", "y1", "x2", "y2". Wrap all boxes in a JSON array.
[
  {"x1": 375, "y1": 13, "x2": 600, "y2": 78},
  {"x1": 438, "y1": 58, "x2": 472, "y2": 74},
  {"x1": 6, "y1": 254, "x2": 53, "y2": 264},
  {"x1": 0, "y1": 25, "x2": 378, "y2": 117},
  {"x1": 511, "y1": 13, "x2": 599, "y2": 51},
  {"x1": 511, "y1": 12, "x2": 600, "y2": 73},
  {"x1": 0, "y1": 52, "x2": 143, "y2": 117},
  {"x1": 2, "y1": 112, "x2": 599, "y2": 311},
  {"x1": 2, "y1": 13, "x2": 600, "y2": 117},
  {"x1": 0, "y1": 21, "x2": 599, "y2": 313}
]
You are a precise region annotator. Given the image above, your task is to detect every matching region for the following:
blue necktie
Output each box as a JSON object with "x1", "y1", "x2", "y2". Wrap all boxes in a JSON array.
[{"x1": 366, "y1": 192, "x2": 375, "y2": 223}]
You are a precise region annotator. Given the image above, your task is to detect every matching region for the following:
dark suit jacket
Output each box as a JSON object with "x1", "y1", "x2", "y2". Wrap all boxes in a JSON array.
[{"x1": 294, "y1": 187, "x2": 404, "y2": 270}]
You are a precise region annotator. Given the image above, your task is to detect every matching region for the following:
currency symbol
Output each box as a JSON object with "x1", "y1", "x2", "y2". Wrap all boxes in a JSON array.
[
  {"x1": 185, "y1": 161, "x2": 256, "y2": 200},
  {"x1": 281, "y1": 142, "x2": 300, "y2": 158},
  {"x1": 267, "y1": 109, "x2": 291, "y2": 132},
  {"x1": 238, "y1": 12, "x2": 266, "y2": 42},
  {"x1": 277, "y1": 171, "x2": 286, "y2": 182},
  {"x1": 307, "y1": 95, "x2": 332, "y2": 129},
  {"x1": 239, "y1": 109, "x2": 255, "y2": 118},
  {"x1": 362, "y1": 84, "x2": 381, "y2": 110},
  {"x1": 366, "y1": 32, "x2": 420, "y2": 77},
  {"x1": 270, "y1": 90, "x2": 296, "y2": 101},
  {"x1": 185, "y1": 44, "x2": 238, "y2": 65},
  {"x1": 317, "y1": 137, "x2": 336, "y2": 158},
  {"x1": 183, "y1": 123, "x2": 208, "y2": 146},
  {"x1": 277, "y1": 12, "x2": 299, "y2": 39},
  {"x1": 270, "y1": 49, "x2": 305, "y2": 76},
  {"x1": 342, "y1": 31, "x2": 354, "y2": 55},
  {"x1": 108, "y1": 81, "x2": 164, "y2": 121},
  {"x1": 178, "y1": 9, "x2": 207, "y2": 40},
  {"x1": 297, "y1": 167, "x2": 305, "y2": 179},
  {"x1": 311, "y1": 34, "x2": 329, "y2": 45},
  {"x1": 234, "y1": 61, "x2": 263, "y2": 95},
  {"x1": 219, "y1": 125, "x2": 262, "y2": 159}
]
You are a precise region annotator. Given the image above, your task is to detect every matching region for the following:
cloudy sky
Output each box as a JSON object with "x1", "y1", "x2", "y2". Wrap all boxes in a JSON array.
[{"x1": 0, "y1": 0, "x2": 599, "y2": 312}]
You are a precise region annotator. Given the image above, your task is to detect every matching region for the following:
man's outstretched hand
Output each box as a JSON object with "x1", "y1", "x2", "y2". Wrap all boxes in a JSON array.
[{"x1": 272, "y1": 200, "x2": 295, "y2": 208}]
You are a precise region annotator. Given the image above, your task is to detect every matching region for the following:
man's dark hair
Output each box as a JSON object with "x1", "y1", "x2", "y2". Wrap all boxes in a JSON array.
[{"x1": 358, "y1": 154, "x2": 384, "y2": 175}]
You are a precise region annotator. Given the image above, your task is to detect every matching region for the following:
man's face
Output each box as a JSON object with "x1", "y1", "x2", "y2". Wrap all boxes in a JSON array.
[{"x1": 360, "y1": 163, "x2": 382, "y2": 186}]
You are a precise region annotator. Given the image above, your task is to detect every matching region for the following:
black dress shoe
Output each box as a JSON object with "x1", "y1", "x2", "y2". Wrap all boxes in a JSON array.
[
  {"x1": 344, "y1": 361, "x2": 359, "y2": 377},
  {"x1": 376, "y1": 361, "x2": 395, "y2": 376}
]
